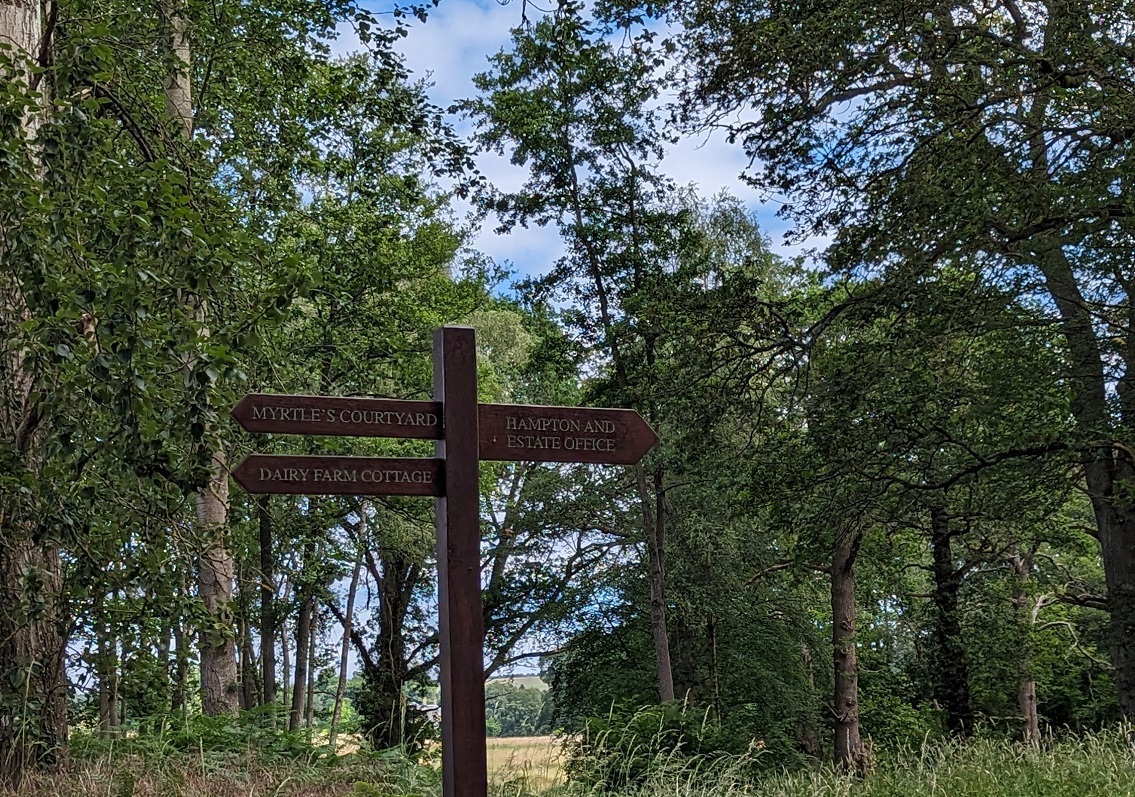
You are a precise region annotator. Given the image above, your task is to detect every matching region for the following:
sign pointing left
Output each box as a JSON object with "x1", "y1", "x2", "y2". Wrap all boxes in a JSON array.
[
  {"x1": 231, "y1": 393, "x2": 442, "y2": 439},
  {"x1": 232, "y1": 454, "x2": 443, "y2": 496}
]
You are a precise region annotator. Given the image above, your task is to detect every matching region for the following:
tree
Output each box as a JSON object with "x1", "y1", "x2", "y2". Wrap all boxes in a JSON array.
[
  {"x1": 0, "y1": 0, "x2": 68, "y2": 780},
  {"x1": 621, "y1": 0, "x2": 1135, "y2": 717},
  {"x1": 485, "y1": 682, "x2": 549, "y2": 737},
  {"x1": 463, "y1": 0, "x2": 688, "y2": 703},
  {"x1": 0, "y1": 0, "x2": 471, "y2": 776}
]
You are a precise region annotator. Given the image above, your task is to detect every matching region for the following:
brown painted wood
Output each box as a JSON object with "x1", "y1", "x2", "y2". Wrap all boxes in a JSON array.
[
  {"x1": 478, "y1": 403, "x2": 659, "y2": 464},
  {"x1": 231, "y1": 395, "x2": 659, "y2": 468},
  {"x1": 231, "y1": 393, "x2": 442, "y2": 438},
  {"x1": 231, "y1": 454, "x2": 443, "y2": 496},
  {"x1": 433, "y1": 326, "x2": 488, "y2": 797}
]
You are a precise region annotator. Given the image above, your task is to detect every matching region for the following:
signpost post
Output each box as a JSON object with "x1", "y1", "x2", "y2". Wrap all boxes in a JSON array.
[{"x1": 230, "y1": 326, "x2": 658, "y2": 797}]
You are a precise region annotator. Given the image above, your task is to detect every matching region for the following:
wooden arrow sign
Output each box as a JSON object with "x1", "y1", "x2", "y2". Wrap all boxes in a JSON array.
[
  {"x1": 478, "y1": 404, "x2": 659, "y2": 465},
  {"x1": 232, "y1": 394, "x2": 659, "y2": 466},
  {"x1": 232, "y1": 393, "x2": 441, "y2": 439},
  {"x1": 229, "y1": 329, "x2": 662, "y2": 797},
  {"x1": 231, "y1": 454, "x2": 443, "y2": 496}
]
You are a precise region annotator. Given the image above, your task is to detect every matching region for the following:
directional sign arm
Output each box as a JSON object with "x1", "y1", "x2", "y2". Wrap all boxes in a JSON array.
[
  {"x1": 478, "y1": 404, "x2": 658, "y2": 465},
  {"x1": 231, "y1": 394, "x2": 442, "y2": 438},
  {"x1": 232, "y1": 454, "x2": 443, "y2": 496}
]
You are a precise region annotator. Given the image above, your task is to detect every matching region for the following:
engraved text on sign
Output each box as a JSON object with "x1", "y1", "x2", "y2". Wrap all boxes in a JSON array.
[
  {"x1": 232, "y1": 394, "x2": 442, "y2": 438},
  {"x1": 478, "y1": 404, "x2": 658, "y2": 465},
  {"x1": 232, "y1": 454, "x2": 443, "y2": 496}
]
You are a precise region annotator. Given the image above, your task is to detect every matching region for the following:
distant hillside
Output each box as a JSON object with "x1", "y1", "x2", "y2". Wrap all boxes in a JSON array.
[{"x1": 487, "y1": 674, "x2": 548, "y2": 692}]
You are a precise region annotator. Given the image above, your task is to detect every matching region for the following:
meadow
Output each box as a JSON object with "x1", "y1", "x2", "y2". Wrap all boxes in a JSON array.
[{"x1": 3, "y1": 728, "x2": 1134, "y2": 797}]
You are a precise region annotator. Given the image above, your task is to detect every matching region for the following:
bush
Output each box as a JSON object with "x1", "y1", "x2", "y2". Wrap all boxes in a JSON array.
[
  {"x1": 69, "y1": 706, "x2": 317, "y2": 762},
  {"x1": 563, "y1": 702, "x2": 765, "y2": 792}
]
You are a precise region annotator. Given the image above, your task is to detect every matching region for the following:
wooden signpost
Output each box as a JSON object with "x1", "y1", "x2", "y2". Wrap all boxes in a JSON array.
[{"x1": 230, "y1": 326, "x2": 658, "y2": 797}]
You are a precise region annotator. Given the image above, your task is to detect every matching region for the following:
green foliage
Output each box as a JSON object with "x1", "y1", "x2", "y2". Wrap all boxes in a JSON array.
[
  {"x1": 14, "y1": 722, "x2": 438, "y2": 797},
  {"x1": 556, "y1": 728, "x2": 1135, "y2": 797},
  {"x1": 858, "y1": 667, "x2": 942, "y2": 750},
  {"x1": 70, "y1": 709, "x2": 316, "y2": 761},
  {"x1": 486, "y1": 682, "x2": 551, "y2": 738},
  {"x1": 5, "y1": 0, "x2": 1134, "y2": 779},
  {"x1": 564, "y1": 703, "x2": 767, "y2": 792}
]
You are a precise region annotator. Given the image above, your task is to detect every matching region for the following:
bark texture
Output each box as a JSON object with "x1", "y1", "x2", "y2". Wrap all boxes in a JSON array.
[
  {"x1": 289, "y1": 586, "x2": 314, "y2": 732},
  {"x1": 929, "y1": 508, "x2": 973, "y2": 737},
  {"x1": 160, "y1": 0, "x2": 239, "y2": 715},
  {"x1": 367, "y1": 546, "x2": 416, "y2": 748},
  {"x1": 0, "y1": 1, "x2": 68, "y2": 785},
  {"x1": 0, "y1": 538, "x2": 67, "y2": 785},
  {"x1": 831, "y1": 529, "x2": 866, "y2": 772},
  {"x1": 196, "y1": 455, "x2": 238, "y2": 714},
  {"x1": 1023, "y1": 239, "x2": 1135, "y2": 717}
]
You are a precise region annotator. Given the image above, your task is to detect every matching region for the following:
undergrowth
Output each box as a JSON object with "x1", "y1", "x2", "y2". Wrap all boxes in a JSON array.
[
  {"x1": 547, "y1": 726, "x2": 1135, "y2": 797},
  {"x1": 3, "y1": 722, "x2": 1134, "y2": 796}
]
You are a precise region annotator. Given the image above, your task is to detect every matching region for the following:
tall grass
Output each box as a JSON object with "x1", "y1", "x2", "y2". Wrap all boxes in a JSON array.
[
  {"x1": 3, "y1": 726, "x2": 1133, "y2": 796},
  {"x1": 549, "y1": 728, "x2": 1135, "y2": 797}
]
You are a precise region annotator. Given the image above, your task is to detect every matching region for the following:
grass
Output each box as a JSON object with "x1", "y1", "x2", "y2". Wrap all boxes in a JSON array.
[
  {"x1": 487, "y1": 736, "x2": 565, "y2": 792},
  {"x1": 765, "y1": 732, "x2": 1135, "y2": 797},
  {"x1": 566, "y1": 730, "x2": 1135, "y2": 797},
  {"x1": 4, "y1": 748, "x2": 418, "y2": 797},
  {"x1": 3, "y1": 728, "x2": 1134, "y2": 796}
]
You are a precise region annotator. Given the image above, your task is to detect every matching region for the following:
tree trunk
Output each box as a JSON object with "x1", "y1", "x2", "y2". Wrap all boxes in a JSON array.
[
  {"x1": 281, "y1": 614, "x2": 291, "y2": 716},
  {"x1": 330, "y1": 540, "x2": 364, "y2": 749},
  {"x1": 289, "y1": 597, "x2": 313, "y2": 732},
  {"x1": 798, "y1": 642, "x2": 821, "y2": 759},
  {"x1": 929, "y1": 507, "x2": 973, "y2": 737},
  {"x1": 160, "y1": 0, "x2": 238, "y2": 716},
  {"x1": 636, "y1": 463, "x2": 674, "y2": 701},
  {"x1": 565, "y1": 137, "x2": 673, "y2": 706},
  {"x1": 258, "y1": 497, "x2": 277, "y2": 709},
  {"x1": 1035, "y1": 242, "x2": 1135, "y2": 717},
  {"x1": 239, "y1": 596, "x2": 257, "y2": 711},
  {"x1": 96, "y1": 606, "x2": 120, "y2": 737},
  {"x1": 198, "y1": 483, "x2": 238, "y2": 715},
  {"x1": 706, "y1": 615, "x2": 722, "y2": 719},
  {"x1": 0, "y1": 538, "x2": 67, "y2": 785},
  {"x1": 172, "y1": 619, "x2": 190, "y2": 713},
  {"x1": 831, "y1": 529, "x2": 866, "y2": 772},
  {"x1": 365, "y1": 547, "x2": 418, "y2": 749},
  {"x1": 304, "y1": 623, "x2": 316, "y2": 738},
  {"x1": 0, "y1": 2, "x2": 68, "y2": 785},
  {"x1": 1086, "y1": 459, "x2": 1135, "y2": 718},
  {"x1": 1010, "y1": 551, "x2": 1040, "y2": 744}
]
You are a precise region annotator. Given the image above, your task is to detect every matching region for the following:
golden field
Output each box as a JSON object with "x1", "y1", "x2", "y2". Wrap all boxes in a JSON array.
[{"x1": 487, "y1": 735, "x2": 566, "y2": 791}]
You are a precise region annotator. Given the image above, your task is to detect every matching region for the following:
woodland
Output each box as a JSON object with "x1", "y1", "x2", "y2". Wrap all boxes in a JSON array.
[{"x1": 2, "y1": 0, "x2": 1135, "y2": 794}]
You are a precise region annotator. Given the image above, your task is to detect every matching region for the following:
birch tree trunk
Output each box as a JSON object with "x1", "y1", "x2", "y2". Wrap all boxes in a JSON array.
[
  {"x1": 330, "y1": 536, "x2": 364, "y2": 749},
  {"x1": 258, "y1": 497, "x2": 278, "y2": 709},
  {"x1": 0, "y1": 0, "x2": 68, "y2": 784},
  {"x1": 160, "y1": 0, "x2": 238, "y2": 716}
]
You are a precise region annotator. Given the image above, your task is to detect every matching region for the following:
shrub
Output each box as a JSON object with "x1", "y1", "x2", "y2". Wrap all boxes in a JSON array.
[{"x1": 563, "y1": 702, "x2": 765, "y2": 792}]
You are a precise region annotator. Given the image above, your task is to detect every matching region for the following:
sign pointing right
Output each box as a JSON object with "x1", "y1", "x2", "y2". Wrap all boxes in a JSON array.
[{"x1": 478, "y1": 404, "x2": 658, "y2": 465}]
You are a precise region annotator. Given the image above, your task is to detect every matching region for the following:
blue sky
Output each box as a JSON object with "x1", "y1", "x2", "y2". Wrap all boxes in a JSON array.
[{"x1": 334, "y1": 0, "x2": 814, "y2": 279}]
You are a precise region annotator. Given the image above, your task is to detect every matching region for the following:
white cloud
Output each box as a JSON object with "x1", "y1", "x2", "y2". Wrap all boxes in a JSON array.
[{"x1": 332, "y1": 1, "x2": 821, "y2": 276}]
